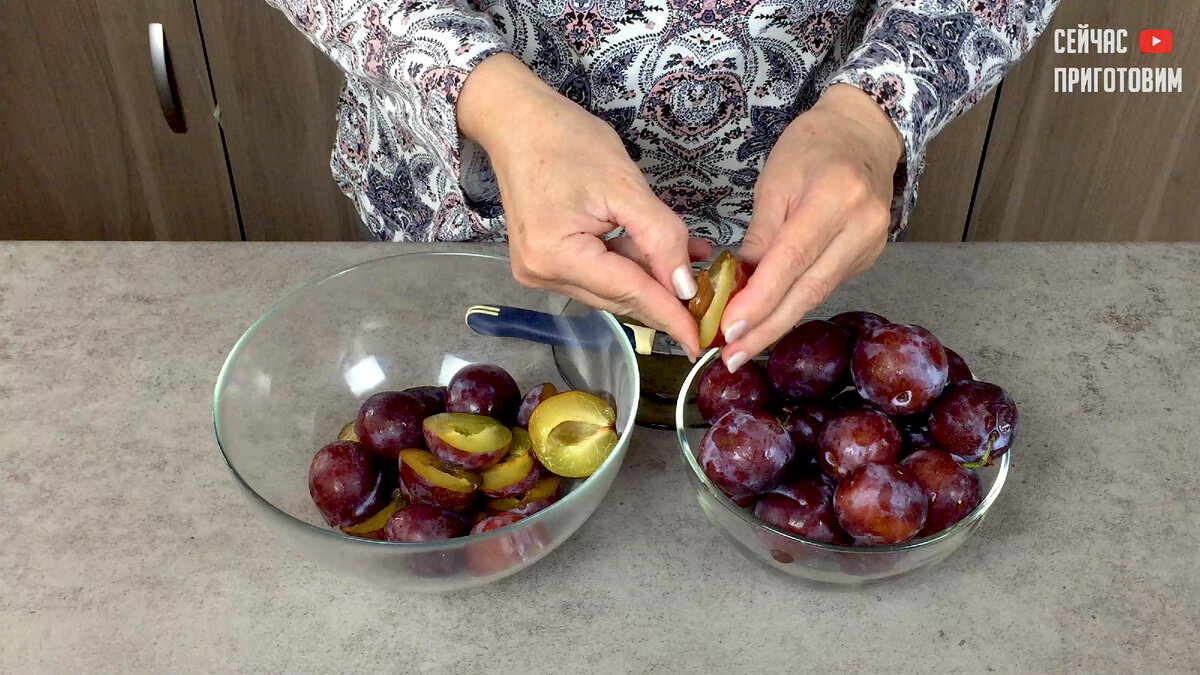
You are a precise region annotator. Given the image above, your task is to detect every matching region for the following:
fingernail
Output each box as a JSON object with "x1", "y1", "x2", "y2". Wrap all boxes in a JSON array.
[
  {"x1": 725, "y1": 351, "x2": 749, "y2": 373},
  {"x1": 672, "y1": 265, "x2": 697, "y2": 301},
  {"x1": 684, "y1": 347, "x2": 698, "y2": 364},
  {"x1": 724, "y1": 320, "x2": 748, "y2": 344}
]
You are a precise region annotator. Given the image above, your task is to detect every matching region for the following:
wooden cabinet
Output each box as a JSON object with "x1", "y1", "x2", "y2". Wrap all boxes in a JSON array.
[
  {"x1": 194, "y1": 0, "x2": 363, "y2": 241},
  {"x1": 968, "y1": 0, "x2": 1200, "y2": 241},
  {"x1": 0, "y1": 0, "x2": 239, "y2": 240},
  {"x1": 904, "y1": 92, "x2": 996, "y2": 242}
]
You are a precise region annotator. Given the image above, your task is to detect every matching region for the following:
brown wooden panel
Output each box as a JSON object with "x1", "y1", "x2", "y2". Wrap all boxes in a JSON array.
[
  {"x1": 904, "y1": 91, "x2": 996, "y2": 242},
  {"x1": 969, "y1": 1, "x2": 1200, "y2": 241},
  {"x1": 196, "y1": 0, "x2": 363, "y2": 241},
  {"x1": 0, "y1": 0, "x2": 239, "y2": 240}
]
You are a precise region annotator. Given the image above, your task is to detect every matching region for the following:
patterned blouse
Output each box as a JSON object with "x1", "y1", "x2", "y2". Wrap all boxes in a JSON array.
[{"x1": 266, "y1": 0, "x2": 1058, "y2": 244}]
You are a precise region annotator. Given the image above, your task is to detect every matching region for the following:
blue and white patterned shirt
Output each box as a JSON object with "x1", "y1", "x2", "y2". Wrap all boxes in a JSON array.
[{"x1": 266, "y1": 0, "x2": 1058, "y2": 243}]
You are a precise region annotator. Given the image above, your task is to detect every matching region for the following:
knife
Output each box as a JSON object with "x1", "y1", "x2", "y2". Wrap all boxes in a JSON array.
[{"x1": 464, "y1": 304, "x2": 687, "y2": 356}]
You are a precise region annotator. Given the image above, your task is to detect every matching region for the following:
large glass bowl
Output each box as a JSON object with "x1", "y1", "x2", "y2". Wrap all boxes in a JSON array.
[
  {"x1": 676, "y1": 348, "x2": 1009, "y2": 586},
  {"x1": 214, "y1": 252, "x2": 639, "y2": 592}
]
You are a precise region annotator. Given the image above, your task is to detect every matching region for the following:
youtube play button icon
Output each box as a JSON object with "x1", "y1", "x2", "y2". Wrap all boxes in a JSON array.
[{"x1": 1140, "y1": 29, "x2": 1173, "y2": 54}]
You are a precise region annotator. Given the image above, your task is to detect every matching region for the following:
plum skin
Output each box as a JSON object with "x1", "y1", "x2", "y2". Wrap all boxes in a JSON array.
[
  {"x1": 515, "y1": 383, "x2": 557, "y2": 429},
  {"x1": 383, "y1": 504, "x2": 468, "y2": 542},
  {"x1": 696, "y1": 358, "x2": 772, "y2": 422},
  {"x1": 465, "y1": 513, "x2": 550, "y2": 576},
  {"x1": 779, "y1": 404, "x2": 832, "y2": 462},
  {"x1": 817, "y1": 409, "x2": 902, "y2": 481},
  {"x1": 698, "y1": 409, "x2": 794, "y2": 499},
  {"x1": 928, "y1": 380, "x2": 1019, "y2": 466},
  {"x1": 767, "y1": 320, "x2": 851, "y2": 401},
  {"x1": 446, "y1": 363, "x2": 521, "y2": 424},
  {"x1": 851, "y1": 323, "x2": 949, "y2": 416},
  {"x1": 901, "y1": 449, "x2": 982, "y2": 535},
  {"x1": 944, "y1": 348, "x2": 973, "y2": 383},
  {"x1": 307, "y1": 440, "x2": 388, "y2": 527},
  {"x1": 355, "y1": 391, "x2": 429, "y2": 460},
  {"x1": 753, "y1": 476, "x2": 849, "y2": 545},
  {"x1": 833, "y1": 463, "x2": 929, "y2": 545}
]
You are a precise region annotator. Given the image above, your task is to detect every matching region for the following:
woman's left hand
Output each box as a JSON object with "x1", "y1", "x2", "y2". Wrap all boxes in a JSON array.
[{"x1": 718, "y1": 83, "x2": 905, "y2": 372}]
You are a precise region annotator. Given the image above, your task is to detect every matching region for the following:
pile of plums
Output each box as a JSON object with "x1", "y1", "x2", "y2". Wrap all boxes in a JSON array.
[
  {"x1": 307, "y1": 362, "x2": 619, "y2": 571},
  {"x1": 696, "y1": 311, "x2": 1018, "y2": 547}
]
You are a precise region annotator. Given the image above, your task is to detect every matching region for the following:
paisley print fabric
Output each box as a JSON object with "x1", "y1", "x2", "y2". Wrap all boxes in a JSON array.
[{"x1": 265, "y1": 0, "x2": 1058, "y2": 243}]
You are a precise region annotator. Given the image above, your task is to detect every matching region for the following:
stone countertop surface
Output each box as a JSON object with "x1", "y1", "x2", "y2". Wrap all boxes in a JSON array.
[{"x1": 1, "y1": 242, "x2": 1197, "y2": 674}]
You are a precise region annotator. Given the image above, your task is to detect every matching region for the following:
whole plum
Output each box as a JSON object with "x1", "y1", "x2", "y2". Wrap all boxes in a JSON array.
[
  {"x1": 698, "y1": 409, "x2": 794, "y2": 499},
  {"x1": 851, "y1": 323, "x2": 949, "y2": 415}
]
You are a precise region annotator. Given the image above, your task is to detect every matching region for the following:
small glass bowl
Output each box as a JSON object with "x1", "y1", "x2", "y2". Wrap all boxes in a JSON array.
[
  {"x1": 214, "y1": 252, "x2": 639, "y2": 592},
  {"x1": 675, "y1": 348, "x2": 1009, "y2": 585}
]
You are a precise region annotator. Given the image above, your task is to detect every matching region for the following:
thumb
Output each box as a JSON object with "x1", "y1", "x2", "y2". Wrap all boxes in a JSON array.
[{"x1": 608, "y1": 185, "x2": 699, "y2": 302}]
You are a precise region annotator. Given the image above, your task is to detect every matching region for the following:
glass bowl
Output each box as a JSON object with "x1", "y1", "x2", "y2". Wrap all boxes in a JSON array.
[
  {"x1": 675, "y1": 348, "x2": 1010, "y2": 586},
  {"x1": 214, "y1": 252, "x2": 639, "y2": 592}
]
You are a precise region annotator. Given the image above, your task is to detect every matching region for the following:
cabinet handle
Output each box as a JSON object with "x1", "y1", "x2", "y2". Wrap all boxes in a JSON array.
[{"x1": 149, "y1": 23, "x2": 186, "y2": 133}]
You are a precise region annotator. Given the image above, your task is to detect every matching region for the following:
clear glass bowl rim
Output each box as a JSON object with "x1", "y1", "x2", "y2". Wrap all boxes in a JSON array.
[
  {"x1": 212, "y1": 250, "x2": 641, "y2": 552},
  {"x1": 675, "y1": 347, "x2": 1010, "y2": 554}
]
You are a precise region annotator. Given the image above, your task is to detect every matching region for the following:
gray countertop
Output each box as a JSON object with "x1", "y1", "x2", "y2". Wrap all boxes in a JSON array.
[{"x1": 1, "y1": 242, "x2": 1197, "y2": 674}]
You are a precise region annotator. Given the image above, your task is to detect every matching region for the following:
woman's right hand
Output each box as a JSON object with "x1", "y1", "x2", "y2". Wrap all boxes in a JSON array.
[{"x1": 458, "y1": 54, "x2": 705, "y2": 358}]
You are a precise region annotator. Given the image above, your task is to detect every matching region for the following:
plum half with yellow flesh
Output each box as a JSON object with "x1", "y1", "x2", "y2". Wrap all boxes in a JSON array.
[
  {"x1": 479, "y1": 427, "x2": 542, "y2": 498},
  {"x1": 340, "y1": 490, "x2": 406, "y2": 540},
  {"x1": 398, "y1": 448, "x2": 481, "y2": 512},
  {"x1": 485, "y1": 475, "x2": 563, "y2": 516},
  {"x1": 688, "y1": 250, "x2": 754, "y2": 349},
  {"x1": 337, "y1": 421, "x2": 359, "y2": 442},
  {"x1": 422, "y1": 412, "x2": 512, "y2": 471},
  {"x1": 528, "y1": 391, "x2": 618, "y2": 478}
]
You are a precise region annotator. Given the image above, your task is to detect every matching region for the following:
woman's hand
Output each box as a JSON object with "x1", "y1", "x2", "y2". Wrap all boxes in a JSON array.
[
  {"x1": 459, "y1": 54, "x2": 708, "y2": 358},
  {"x1": 717, "y1": 84, "x2": 905, "y2": 371}
]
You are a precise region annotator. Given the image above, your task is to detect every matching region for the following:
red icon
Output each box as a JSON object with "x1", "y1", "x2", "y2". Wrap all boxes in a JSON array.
[{"x1": 1140, "y1": 29, "x2": 1173, "y2": 54}]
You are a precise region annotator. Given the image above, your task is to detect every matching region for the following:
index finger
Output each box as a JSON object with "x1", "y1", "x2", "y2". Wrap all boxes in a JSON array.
[
  {"x1": 555, "y1": 234, "x2": 701, "y2": 356},
  {"x1": 720, "y1": 192, "x2": 844, "y2": 342}
]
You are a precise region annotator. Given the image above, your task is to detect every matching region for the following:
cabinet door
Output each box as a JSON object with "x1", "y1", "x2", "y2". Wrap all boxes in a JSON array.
[
  {"x1": 969, "y1": 1, "x2": 1200, "y2": 241},
  {"x1": 904, "y1": 92, "x2": 996, "y2": 242},
  {"x1": 0, "y1": 0, "x2": 239, "y2": 240},
  {"x1": 194, "y1": 0, "x2": 363, "y2": 241}
]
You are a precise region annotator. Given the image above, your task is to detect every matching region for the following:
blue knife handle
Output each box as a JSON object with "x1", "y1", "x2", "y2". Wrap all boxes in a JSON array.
[{"x1": 465, "y1": 305, "x2": 634, "y2": 350}]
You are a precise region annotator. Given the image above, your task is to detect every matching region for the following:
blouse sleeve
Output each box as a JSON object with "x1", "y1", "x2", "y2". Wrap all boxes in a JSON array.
[
  {"x1": 825, "y1": 1, "x2": 1060, "y2": 236},
  {"x1": 263, "y1": 0, "x2": 509, "y2": 177}
]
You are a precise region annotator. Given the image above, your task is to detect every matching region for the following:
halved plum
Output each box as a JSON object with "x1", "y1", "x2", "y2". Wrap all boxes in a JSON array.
[
  {"x1": 479, "y1": 427, "x2": 541, "y2": 498},
  {"x1": 688, "y1": 251, "x2": 754, "y2": 349},
  {"x1": 337, "y1": 421, "x2": 358, "y2": 443},
  {"x1": 465, "y1": 513, "x2": 551, "y2": 577},
  {"x1": 398, "y1": 448, "x2": 481, "y2": 512},
  {"x1": 422, "y1": 412, "x2": 512, "y2": 471},
  {"x1": 383, "y1": 504, "x2": 469, "y2": 542},
  {"x1": 485, "y1": 476, "x2": 562, "y2": 516},
  {"x1": 528, "y1": 391, "x2": 618, "y2": 478},
  {"x1": 308, "y1": 440, "x2": 388, "y2": 527},
  {"x1": 339, "y1": 490, "x2": 406, "y2": 540},
  {"x1": 515, "y1": 382, "x2": 558, "y2": 429}
]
